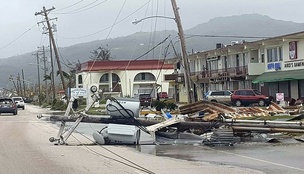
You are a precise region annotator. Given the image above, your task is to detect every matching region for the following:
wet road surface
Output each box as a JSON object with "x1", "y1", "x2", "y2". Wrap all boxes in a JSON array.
[
  {"x1": 51, "y1": 113, "x2": 304, "y2": 174},
  {"x1": 136, "y1": 139, "x2": 304, "y2": 174}
]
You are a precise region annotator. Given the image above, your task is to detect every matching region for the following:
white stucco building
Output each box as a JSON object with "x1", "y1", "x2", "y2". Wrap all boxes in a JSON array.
[{"x1": 75, "y1": 59, "x2": 175, "y2": 99}]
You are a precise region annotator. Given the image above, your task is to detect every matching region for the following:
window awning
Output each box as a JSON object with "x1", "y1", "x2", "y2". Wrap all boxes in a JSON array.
[{"x1": 252, "y1": 69, "x2": 304, "y2": 84}]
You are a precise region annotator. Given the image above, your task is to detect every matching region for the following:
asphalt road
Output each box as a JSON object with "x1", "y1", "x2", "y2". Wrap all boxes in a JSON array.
[
  {"x1": 138, "y1": 135, "x2": 304, "y2": 174},
  {"x1": 0, "y1": 107, "x2": 70, "y2": 174},
  {"x1": 0, "y1": 104, "x2": 265, "y2": 174}
]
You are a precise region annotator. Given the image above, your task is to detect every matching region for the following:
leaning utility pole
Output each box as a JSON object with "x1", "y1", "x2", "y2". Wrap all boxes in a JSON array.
[
  {"x1": 22, "y1": 69, "x2": 26, "y2": 97},
  {"x1": 170, "y1": 0, "x2": 194, "y2": 104},
  {"x1": 35, "y1": 6, "x2": 67, "y2": 98},
  {"x1": 34, "y1": 52, "x2": 42, "y2": 105},
  {"x1": 17, "y1": 73, "x2": 22, "y2": 97},
  {"x1": 41, "y1": 46, "x2": 49, "y2": 102},
  {"x1": 49, "y1": 35, "x2": 56, "y2": 101}
]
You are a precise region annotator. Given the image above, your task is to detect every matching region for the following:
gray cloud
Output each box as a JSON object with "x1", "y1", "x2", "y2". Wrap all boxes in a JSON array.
[{"x1": 0, "y1": 0, "x2": 304, "y2": 58}]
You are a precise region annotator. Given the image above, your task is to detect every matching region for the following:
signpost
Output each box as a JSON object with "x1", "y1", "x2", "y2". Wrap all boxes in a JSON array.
[
  {"x1": 276, "y1": 93, "x2": 284, "y2": 102},
  {"x1": 70, "y1": 88, "x2": 87, "y2": 98}
]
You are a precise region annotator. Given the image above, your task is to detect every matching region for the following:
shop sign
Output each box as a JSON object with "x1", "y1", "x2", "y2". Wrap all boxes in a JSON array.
[{"x1": 284, "y1": 60, "x2": 304, "y2": 68}]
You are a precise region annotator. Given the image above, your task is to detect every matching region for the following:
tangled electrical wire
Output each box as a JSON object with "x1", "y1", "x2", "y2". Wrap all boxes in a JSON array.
[{"x1": 105, "y1": 97, "x2": 150, "y2": 134}]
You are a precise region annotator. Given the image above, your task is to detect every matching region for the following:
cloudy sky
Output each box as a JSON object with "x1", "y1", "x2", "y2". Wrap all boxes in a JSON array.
[{"x1": 0, "y1": 0, "x2": 303, "y2": 59}]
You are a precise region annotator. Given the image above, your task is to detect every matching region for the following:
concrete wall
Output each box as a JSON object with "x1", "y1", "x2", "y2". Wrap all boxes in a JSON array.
[{"x1": 76, "y1": 69, "x2": 174, "y2": 99}]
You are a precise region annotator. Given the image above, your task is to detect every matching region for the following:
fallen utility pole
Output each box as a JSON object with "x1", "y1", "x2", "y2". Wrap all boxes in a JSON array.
[
  {"x1": 232, "y1": 126, "x2": 304, "y2": 133},
  {"x1": 224, "y1": 119, "x2": 303, "y2": 125},
  {"x1": 39, "y1": 115, "x2": 220, "y2": 132},
  {"x1": 227, "y1": 123, "x2": 304, "y2": 129}
]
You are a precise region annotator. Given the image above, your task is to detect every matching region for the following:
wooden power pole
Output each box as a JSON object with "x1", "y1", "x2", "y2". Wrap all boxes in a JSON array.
[
  {"x1": 170, "y1": 0, "x2": 194, "y2": 103},
  {"x1": 35, "y1": 6, "x2": 67, "y2": 98}
]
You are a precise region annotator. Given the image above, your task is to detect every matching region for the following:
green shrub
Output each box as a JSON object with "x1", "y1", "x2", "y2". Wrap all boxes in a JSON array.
[
  {"x1": 99, "y1": 100, "x2": 107, "y2": 104},
  {"x1": 166, "y1": 102, "x2": 178, "y2": 111},
  {"x1": 153, "y1": 100, "x2": 166, "y2": 111},
  {"x1": 152, "y1": 100, "x2": 177, "y2": 111},
  {"x1": 51, "y1": 100, "x2": 67, "y2": 110}
]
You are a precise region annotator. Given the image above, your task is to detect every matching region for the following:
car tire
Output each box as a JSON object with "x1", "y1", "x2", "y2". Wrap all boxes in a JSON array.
[
  {"x1": 13, "y1": 110, "x2": 17, "y2": 115},
  {"x1": 22, "y1": 106, "x2": 25, "y2": 110},
  {"x1": 258, "y1": 99, "x2": 265, "y2": 106},
  {"x1": 235, "y1": 100, "x2": 242, "y2": 107}
]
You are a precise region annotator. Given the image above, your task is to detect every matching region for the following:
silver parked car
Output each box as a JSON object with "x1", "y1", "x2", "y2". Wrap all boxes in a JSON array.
[{"x1": 205, "y1": 90, "x2": 233, "y2": 104}]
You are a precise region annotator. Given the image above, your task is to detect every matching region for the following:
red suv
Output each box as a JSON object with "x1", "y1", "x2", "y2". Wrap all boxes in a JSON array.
[
  {"x1": 231, "y1": 89, "x2": 269, "y2": 107},
  {"x1": 158, "y1": 92, "x2": 169, "y2": 99},
  {"x1": 139, "y1": 94, "x2": 153, "y2": 107}
]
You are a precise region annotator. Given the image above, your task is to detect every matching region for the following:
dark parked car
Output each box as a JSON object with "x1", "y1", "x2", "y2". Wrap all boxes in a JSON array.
[
  {"x1": 231, "y1": 89, "x2": 269, "y2": 107},
  {"x1": 0, "y1": 98, "x2": 18, "y2": 115},
  {"x1": 138, "y1": 94, "x2": 153, "y2": 107}
]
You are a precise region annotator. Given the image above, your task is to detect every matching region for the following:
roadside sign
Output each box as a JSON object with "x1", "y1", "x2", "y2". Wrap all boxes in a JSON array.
[
  {"x1": 276, "y1": 93, "x2": 284, "y2": 101},
  {"x1": 71, "y1": 88, "x2": 87, "y2": 98}
]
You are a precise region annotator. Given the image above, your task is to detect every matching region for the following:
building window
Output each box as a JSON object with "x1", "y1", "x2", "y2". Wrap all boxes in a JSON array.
[
  {"x1": 112, "y1": 74, "x2": 120, "y2": 83},
  {"x1": 78, "y1": 75, "x2": 83, "y2": 84},
  {"x1": 134, "y1": 73, "x2": 156, "y2": 81},
  {"x1": 289, "y1": 41, "x2": 297, "y2": 60},
  {"x1": 141, "y1": 73, "x2": 145, "y2": 80},
  {"x1": 100, "y1": 74, "x2": 109, "y2": 83},
  {"x1": 267, "y1": 47, "x2": 282, "y2": 62},
  {"x1": 261, "y1": 53, "x2": 265, "y2": 63}
]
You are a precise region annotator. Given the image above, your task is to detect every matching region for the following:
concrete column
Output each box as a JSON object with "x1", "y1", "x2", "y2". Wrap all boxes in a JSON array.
[
  {"x1": 290, "y1": 80, "x2": 299, "y2": 99},
  {"x1": 109, "y1": 71, "x2": 113, "y2": 92}
]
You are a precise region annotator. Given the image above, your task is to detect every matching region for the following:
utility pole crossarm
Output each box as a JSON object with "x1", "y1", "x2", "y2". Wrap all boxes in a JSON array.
[{"x1": 34, "y1": 6, "x2": 55, "y2": 16}]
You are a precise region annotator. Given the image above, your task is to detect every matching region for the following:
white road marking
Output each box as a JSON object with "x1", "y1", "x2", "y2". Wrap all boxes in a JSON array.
[{"x1": 217, "y1": 149, "x2": 304, "y2": 172}]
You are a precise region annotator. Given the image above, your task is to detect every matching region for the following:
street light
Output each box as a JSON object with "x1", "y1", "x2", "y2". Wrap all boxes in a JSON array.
[{"x1": 132, "y1": 15, "x2": 175, "y2": 25}]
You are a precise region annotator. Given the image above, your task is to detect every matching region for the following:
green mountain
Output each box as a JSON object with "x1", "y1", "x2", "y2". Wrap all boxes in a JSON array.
[{"x1": 1, "y1": 14, "x2": 304, "y2": 88}]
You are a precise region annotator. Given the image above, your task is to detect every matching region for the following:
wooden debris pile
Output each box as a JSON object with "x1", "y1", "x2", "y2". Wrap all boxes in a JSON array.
[{"x1": 179, "y1": 101, "x2": 303, "y2": 121}]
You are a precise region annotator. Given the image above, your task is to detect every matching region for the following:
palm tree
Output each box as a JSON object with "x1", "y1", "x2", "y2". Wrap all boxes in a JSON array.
[
  {"x1": 90, "y1": 45, "x2": 112, "y2": 61},
  {"x1": 57, "y1": 70, "x2": 76, "y2": 99}
]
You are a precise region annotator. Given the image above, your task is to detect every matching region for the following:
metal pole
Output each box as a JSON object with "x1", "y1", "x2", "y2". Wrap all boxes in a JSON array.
[
  {"x1": 232, "y1": 126, "x2": 304, "y2": 133},
  {"x1": 36, "y1": 52, "x2": 41, "y2": 105},
  {"x1": 22, "y1": 69, "x2": 26, "y2": 97}
]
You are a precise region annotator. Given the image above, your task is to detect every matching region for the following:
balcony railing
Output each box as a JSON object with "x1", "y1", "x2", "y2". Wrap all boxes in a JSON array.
[
  {"x1": 164, "y1": 66, "x2": 248, "y2": 84},
  {"x1": 199, "y1": 66, "x2": 247, "y2": 77}
]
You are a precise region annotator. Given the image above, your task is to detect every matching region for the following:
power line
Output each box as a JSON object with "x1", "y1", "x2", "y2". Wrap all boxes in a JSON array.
[
  {"x1": 57, "y1": 0, "x2": 152, "y2": 39},
  {"x1": 185, "y1": 34, "x2": 270, "y2": 39},
  {"x1": 0, "y1": 24, "x2": 36, "y2": 52},
  {"x1": 54, "y1": 0, "x2": 107, "y2": 14},
  {"x1": 105, "y1": 0, "x2": 127, "y2": 39},
  {"x1": 53, "y1": 0, "x2": 84, "y2": 12}
]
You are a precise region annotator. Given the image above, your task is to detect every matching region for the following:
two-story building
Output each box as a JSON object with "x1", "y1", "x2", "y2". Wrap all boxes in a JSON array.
[
  {"x1": 167, "y1": 31, "x2": 304, "y2": 103},
  {"x1": 75, "y1": 59, "x2": 175, "y2": 99}
]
